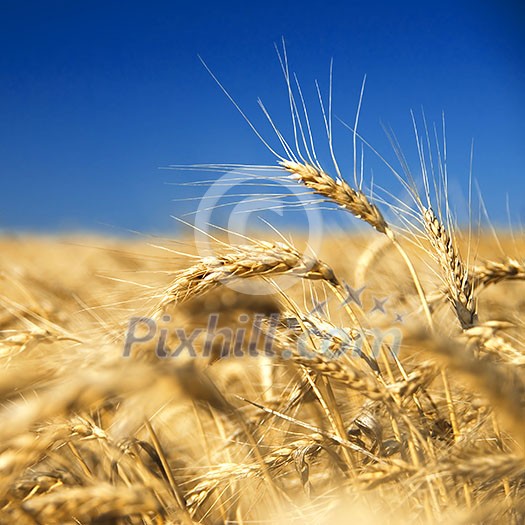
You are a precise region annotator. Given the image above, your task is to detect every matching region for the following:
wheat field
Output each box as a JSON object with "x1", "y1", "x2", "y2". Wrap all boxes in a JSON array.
[
  {"x1": 0, "y1": 215, "x2": 524, "y2": 525},
  {"x1": 1, "y1": 58, "x2": 525, "y2": 523}
]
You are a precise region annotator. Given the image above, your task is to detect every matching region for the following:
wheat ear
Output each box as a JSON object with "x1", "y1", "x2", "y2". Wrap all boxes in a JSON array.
[
  {"x1": 472, "y1": 257, "x2": 525, "y2": 287},
  {"x1": 20, "y1": 484, "x2": 160, "y2": 524},
  {"x1": 281, "y1": 160, "x2": 388, "y2": 232},
  {"x1": 281, "y1": 160, "x2": 434, "y2": 329},
  {"x1": 423, "y1": 207, "x2": 477, "y2": 330},
  {"x1": 154, "y1": 240, "x2": 338, "y2": 316},
  {"x1": 185, "y1": 437, "x2": 323, "y2": 513}
]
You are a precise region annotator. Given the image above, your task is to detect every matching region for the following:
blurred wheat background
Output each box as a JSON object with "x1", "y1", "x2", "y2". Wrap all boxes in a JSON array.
[{"x1": 1, "y1": 218, "x2": 524, "y2": 524}]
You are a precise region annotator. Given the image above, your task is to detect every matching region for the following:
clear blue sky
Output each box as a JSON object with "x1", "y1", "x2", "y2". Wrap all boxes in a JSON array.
[{"x1": 1, "y1": 0, "x2": 523, "y2": 233}]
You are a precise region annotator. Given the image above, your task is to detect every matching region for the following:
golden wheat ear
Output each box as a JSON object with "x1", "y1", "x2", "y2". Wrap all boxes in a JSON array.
[
  {"x1": 280, "y1": 160, "x2": 388, "y2": 234},
  {"x1": 152, "y1": 240, "x2": 339, "y2": 317},
  {"x1": 423, "y1": 207, "x2": 477, "y2": 330},
  {"x1": 280, "y1": 159, "x2": 434, "y2": 329},
  {"x1": 472, "y1": 257, "x2": 525, "y2": 287}
]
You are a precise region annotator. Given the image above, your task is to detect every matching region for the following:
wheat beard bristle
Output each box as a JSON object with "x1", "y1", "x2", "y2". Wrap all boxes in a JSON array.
[{"x1": 280, "y1": 160, "x2": 388, "y2": 234}]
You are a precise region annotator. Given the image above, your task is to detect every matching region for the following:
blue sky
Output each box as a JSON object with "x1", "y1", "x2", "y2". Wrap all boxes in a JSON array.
[{"x1": 1, "y1": 0, "x2": 523, "y2": 234}]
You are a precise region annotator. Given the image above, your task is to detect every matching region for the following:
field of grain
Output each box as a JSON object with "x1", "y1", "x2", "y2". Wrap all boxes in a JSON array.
[{"x1": 1, "y1": 216, "x2": 524, "y2": 524}]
